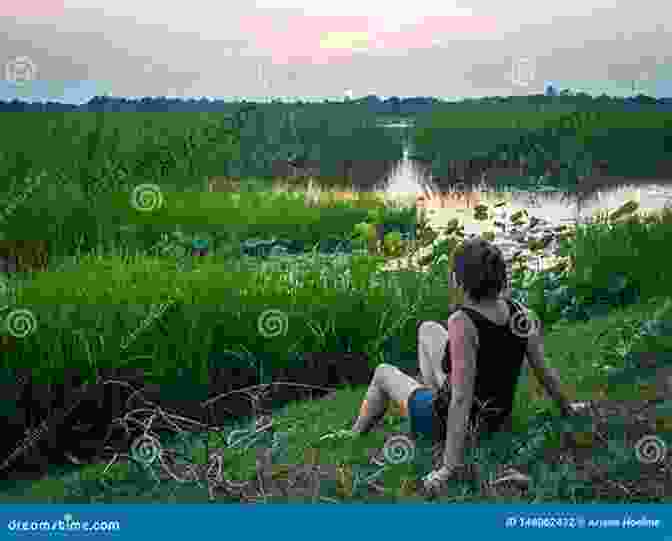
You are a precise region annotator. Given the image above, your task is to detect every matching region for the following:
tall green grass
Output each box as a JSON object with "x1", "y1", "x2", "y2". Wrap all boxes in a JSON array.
[
  {"x1": 1, "y1": 109, "x2": 672, "y2": 502},
  {"x1": 3, "y1": 289, "x2": 670, "y2": 503}
]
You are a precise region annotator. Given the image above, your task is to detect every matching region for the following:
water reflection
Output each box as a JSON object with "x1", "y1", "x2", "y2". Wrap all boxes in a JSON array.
[
  {"x1": 275, "y1": 118, "x2": 672, "y2": 226},
  {"x1": 374, "y1": 141, "x2": 672, "y2": 226}
]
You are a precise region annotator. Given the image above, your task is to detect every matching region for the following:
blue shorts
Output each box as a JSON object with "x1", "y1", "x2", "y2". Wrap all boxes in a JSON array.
[
  {"x1": 407, "y1": 387, "x2": 437, "y2": 440},
  {"x1": 409, "y1": 387, "x2": 507, "y2": 443}
]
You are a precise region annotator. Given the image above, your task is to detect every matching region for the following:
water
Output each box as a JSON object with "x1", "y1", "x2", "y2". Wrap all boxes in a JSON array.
[
  {"x1": 377, "y1": 144, "x2": 441, "y2": 206},
  {"x1": 377, "y1": 121, "x2": 672, "y2": 226}
]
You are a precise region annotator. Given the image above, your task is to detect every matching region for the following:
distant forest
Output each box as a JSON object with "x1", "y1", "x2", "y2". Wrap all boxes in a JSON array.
[{"x1": 1, "y1": 87, "x2": 672, "y2": 113}]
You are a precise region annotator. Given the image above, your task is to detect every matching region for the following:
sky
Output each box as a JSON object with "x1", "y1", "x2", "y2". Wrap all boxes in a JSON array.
[{"x1": 1, "y1": 1, "x2": 671, "y2": 104}]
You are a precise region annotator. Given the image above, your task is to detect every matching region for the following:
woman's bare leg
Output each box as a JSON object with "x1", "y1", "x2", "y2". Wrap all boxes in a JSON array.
[
  {"x1": 352, "y1": 321, "x2": 450, "y2": 434},
  {"x1": 352, "y1": 363, "x2": 423, "y2": 433},
  {"x1": 418, "y1": 321, "x2": 450, "y2": 391}
]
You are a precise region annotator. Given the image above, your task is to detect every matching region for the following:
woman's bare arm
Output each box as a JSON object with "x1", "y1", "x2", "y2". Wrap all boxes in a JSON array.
[
  {"x1": 525, "y1": 331, "x2": 574, "y2": 417},
  {"x1": 441, "y1": 313, "x2": 477, "y2": 470}
]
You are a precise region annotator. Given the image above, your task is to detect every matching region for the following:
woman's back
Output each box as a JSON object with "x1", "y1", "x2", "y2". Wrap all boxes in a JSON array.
[{"x1": 441, "y1": 299, "x2": 530, "y2": 437}]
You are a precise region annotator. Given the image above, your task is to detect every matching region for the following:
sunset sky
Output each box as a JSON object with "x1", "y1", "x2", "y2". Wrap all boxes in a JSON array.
[{"x1": 1, "y1": 1, "x2": 670, "y2": 103}]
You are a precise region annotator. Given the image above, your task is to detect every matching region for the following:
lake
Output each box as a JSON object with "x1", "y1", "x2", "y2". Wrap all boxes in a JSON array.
[{"x1": 377, "y1": 120, "x2": 672, "y2": 225}]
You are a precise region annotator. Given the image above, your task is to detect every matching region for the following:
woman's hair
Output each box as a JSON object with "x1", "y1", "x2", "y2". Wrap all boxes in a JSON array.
[{"x1": 452, "y1": 238, "x2": 507, "y2": 302}]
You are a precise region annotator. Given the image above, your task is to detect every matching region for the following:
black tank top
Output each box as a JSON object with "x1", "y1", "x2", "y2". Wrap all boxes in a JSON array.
[{"x1": 435, "y1": 299, "x2": 529, "y2": 437}]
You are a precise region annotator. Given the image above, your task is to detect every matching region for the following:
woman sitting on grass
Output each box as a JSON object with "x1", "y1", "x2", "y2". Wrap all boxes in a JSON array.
[{"x1": 350, "y1": 238, "x2": 576, "y2": 493}]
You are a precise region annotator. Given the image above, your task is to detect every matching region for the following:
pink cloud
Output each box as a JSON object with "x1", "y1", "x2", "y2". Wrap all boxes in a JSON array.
[
  {"x1": 1, "y1": 0, "x2": 64, "y2": 16},
  {"x1": 377, "y1": 16, "x2": 498, "y2": 48},
  {"x1": 239, "y1": 14, "x2": 498, "y2": 65}
]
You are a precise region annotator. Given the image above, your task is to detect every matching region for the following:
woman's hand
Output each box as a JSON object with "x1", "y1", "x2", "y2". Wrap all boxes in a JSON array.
[{"x1": 421, "y1": 465, "x2": 456, "y2": 496}]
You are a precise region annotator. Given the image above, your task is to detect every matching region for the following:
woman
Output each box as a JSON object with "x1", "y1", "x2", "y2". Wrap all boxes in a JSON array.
[{"x1": 350, "y1": 238, "x2": 576, "y2": 493}]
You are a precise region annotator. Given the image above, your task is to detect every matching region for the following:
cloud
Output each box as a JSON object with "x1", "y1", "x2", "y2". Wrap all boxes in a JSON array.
[
  {"x1": 0, "y1": 4, "x2": 670, "y2": 101},
  {"x1": 1, "y1": 0, "x2": 64, "y2": 17},
  {"x1": 237, "y1": 14, "x2": 498, "y2": 64}
]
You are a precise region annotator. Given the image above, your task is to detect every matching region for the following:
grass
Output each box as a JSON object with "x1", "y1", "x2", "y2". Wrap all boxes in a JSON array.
[{"x1": 2, "y1": 175, "x2": 672, "y2": 503}]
